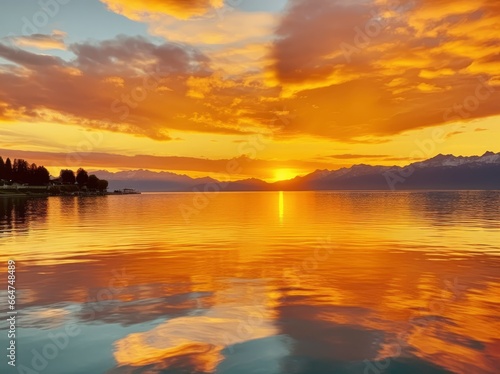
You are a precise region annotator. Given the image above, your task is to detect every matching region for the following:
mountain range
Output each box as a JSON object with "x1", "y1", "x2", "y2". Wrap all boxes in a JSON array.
[{"x1": 93, "y1": 152, "x2": 500, "y2": 192}]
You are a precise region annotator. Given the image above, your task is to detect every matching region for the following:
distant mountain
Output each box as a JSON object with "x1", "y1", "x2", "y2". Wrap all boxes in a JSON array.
[
  {"x1": 93, "y1": 152, "x2": 500, "y2": 192},
  {"x1": 92, "y1": 169, "x2": 218, "y2": 192}
]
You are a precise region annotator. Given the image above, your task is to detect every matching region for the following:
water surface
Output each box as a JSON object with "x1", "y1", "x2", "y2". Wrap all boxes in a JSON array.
[{"x1": 1, "y1": 191, "x2": 499, "y2": 373}]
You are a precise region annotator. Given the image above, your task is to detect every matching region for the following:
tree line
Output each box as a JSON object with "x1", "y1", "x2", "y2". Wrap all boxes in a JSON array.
[
  {"x1": 0, "y1": 157, "x2": 50, "y2": 185},
  {"x1": 0, "y1": 156, "x2": 108, "y2": 191},
  {"x1": 60, "y1": 168, "x2": 109, "y2": 191}
]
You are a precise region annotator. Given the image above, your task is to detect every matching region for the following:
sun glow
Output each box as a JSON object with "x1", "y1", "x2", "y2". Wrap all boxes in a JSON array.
[{"x1": 274, "y1": 169, "x2": 296, "y2": 182}]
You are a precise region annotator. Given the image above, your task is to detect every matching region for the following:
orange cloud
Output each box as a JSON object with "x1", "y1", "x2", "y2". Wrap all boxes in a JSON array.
[
  {"x1": 11, "y1": 30, "x2": 66, "y2": 50},
  {"x1": 0, "y1": 36, "x2": 265, "y2": 140},
  {"x1": 267, "y1": 0, "x2": 500, "y2": 140},
  {"x1": 100, "y1": 0, "x2": 224, "y2": 20}
]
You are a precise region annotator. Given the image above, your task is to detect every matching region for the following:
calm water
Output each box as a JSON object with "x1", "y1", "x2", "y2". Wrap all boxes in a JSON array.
[{"x1": 1, "y1": 191, "x2": 500, "y2": 374}]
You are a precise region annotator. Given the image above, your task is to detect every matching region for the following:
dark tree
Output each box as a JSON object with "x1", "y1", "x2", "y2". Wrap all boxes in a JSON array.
[
  {"x1": 34, "y1": 166, "x2": 50, "y2": 185},
  {"x1": 0, "y1": 157, "x2": 4, "y2": 180},
  {"x1": 4, "y1": 158, "x2": 12, "y2": 180},
  {"x1": 87, "y1": 175, "x2": 99, "y2": 190},
  {"x1": 13, "y1": 159, "x2": 30, "y2": 183},
  {"x1": 12, "y1": 159, "x2": 18, "y2": 178},
  {"x1": 97, "y1": 179, "x2": 108, "y2": 192},
  {"x1": 28, "y1": 163, "x2": 38, "y2": 184},
  {"x1": 76, "y1": 168, "x2": 89, "y2": 187},
  {"x1": 60, "y1": 169, "x2": 76, "y2": 185}
]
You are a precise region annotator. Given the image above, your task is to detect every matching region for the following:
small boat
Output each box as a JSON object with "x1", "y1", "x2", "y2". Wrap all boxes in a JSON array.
[{"x1": 121, "y1": 188, "x2": 141, "y2": 194}]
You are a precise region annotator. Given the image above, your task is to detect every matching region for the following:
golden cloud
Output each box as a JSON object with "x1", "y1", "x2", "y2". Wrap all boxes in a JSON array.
[
  {"x1": 268, "y1": 0, "x2": 500, "y2": 138},
  {"x1": 11, "y1": 30, "x2": 66, "y2": 50},
  {"x1": 100, "y1": 0, "x2": 224, "y2": 20}
]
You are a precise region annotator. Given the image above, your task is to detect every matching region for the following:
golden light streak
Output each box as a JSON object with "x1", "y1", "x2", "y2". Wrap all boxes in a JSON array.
[{"x1": 279, "y1": 191, "x2": 284, "y2": 224}]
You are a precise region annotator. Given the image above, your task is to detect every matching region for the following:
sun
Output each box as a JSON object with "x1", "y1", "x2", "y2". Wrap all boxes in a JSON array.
[{"x1": 274, "y1": 169, "x2": 296, "y2": 182}]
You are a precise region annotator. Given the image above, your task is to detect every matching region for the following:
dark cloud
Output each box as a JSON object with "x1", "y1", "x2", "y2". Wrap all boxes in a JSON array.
[
  {"x1": 0, "y1": 43, "x2": 64, "y2": 66},
  {"x1": 272, "y1": 0, "x2": 374, "y2": 83},
  {"x1": 70, "y1": 35, "x2": 209, "y2": 76}
]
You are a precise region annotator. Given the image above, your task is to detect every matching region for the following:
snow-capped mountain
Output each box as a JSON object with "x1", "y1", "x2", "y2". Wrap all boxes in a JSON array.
[{"x1": 413, "y1": 152, "x2": 500, "y2": 168}]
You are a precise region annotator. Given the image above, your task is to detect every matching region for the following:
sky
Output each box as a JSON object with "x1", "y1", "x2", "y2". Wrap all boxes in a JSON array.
[{"x1": 0, "y1": 0, "x2": 499, "y2": 182}]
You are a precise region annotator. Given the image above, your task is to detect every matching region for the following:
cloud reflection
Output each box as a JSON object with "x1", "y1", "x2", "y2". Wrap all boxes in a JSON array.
[{"x1": 113, "y1": 280, "x2": 279, "y2": 372}]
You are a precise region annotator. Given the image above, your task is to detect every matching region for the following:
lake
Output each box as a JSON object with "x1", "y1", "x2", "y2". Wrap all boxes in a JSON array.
[{"x1": 1, "y1": 191, "x2": 499, "y2": 374}]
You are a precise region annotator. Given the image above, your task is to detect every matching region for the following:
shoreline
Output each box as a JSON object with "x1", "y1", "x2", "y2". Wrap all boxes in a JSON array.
[
  {"x1": 0, "y1": 191, "x2": 140, "y2": 198},
  {"x1": 2, "y1": 189, "x2": 499, "y2": 198}
]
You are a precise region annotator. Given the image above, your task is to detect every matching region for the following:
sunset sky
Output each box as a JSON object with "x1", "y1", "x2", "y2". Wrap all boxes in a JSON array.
[{"x1": 0, "y1": 0, "x2": 499, "y2": 181}]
